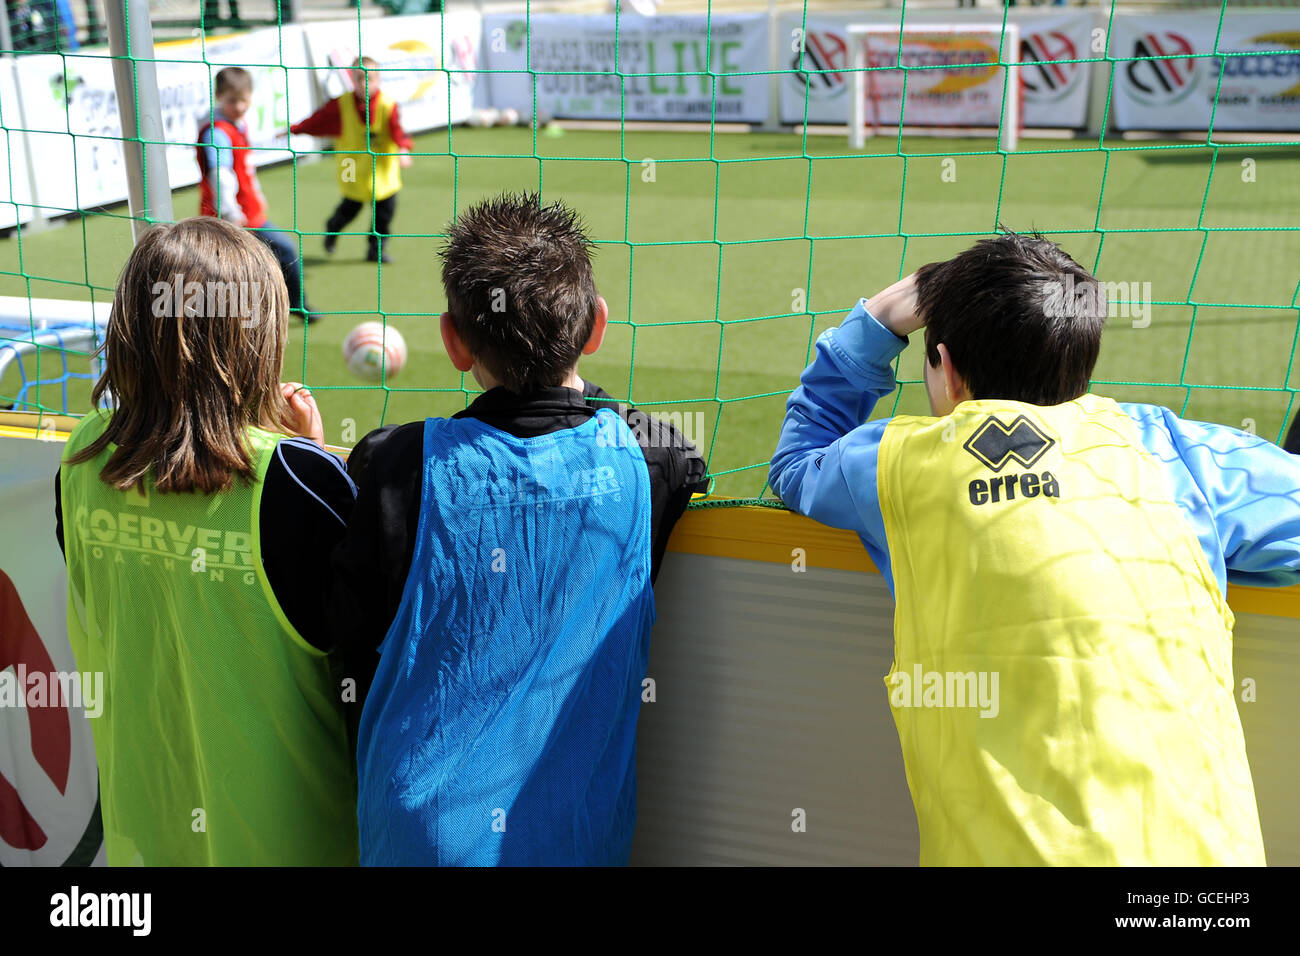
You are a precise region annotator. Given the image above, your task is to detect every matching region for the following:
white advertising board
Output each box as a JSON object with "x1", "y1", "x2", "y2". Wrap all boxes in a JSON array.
[
  {"x1": 483, "y1": 13, "x2": 768, "y2": 123},
  {"x1": 300, "y1": 10, "x2": 481, "y2": 135},
  {"x1": 780, "y1": 10, "x2": 1092, "y2": 129},
  {"x1": 1110, "y1": 11, "x2": 1300, "y2": 131}
]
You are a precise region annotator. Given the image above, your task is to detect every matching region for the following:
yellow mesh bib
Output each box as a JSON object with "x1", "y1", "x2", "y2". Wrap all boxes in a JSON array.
[
  {"x1": 877, "y1": 393, "x2": 1264, "y2": 865},
  {"x1": 336, "y1": 90, "x2": 400, "y2": 202}
]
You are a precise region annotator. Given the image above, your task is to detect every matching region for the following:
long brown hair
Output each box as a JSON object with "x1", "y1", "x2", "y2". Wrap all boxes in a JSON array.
[{"x1": 68, "y1": 216, "x2": 295, "y2": 493}]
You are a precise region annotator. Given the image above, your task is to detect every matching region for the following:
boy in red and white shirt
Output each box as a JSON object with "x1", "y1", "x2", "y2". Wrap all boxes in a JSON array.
[{"x1": 198, "y1": 67, "x2": 319, "y2": 323}]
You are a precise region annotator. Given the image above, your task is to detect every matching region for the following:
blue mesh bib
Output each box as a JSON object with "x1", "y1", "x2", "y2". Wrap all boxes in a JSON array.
[{"x1": 357, "y1": 408, "x2": 655, "y2": 865}]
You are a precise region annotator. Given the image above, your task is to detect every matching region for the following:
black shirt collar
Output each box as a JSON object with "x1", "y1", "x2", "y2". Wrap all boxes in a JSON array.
[{"x1": 453, "y1": 385, "x2": 601, "y2": 439}]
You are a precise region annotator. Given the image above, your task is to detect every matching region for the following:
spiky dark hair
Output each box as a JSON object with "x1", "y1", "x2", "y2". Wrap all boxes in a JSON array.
[{"x1": 440, "y1": 191, "x2": 599, "y2": 393}]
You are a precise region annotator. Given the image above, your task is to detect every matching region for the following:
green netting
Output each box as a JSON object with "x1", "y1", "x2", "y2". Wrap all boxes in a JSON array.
[{"x1": 2, "y1": 1, "x2": 1298, "y2": 510}]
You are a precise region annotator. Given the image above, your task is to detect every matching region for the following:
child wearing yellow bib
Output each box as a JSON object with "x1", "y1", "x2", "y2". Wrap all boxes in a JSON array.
[
  {"x1": 291, "y1": 56, "x2": 413, "y2": 264},
  {"x1": 770, "y1": 231, "x2": 1300, "y2": 866}
]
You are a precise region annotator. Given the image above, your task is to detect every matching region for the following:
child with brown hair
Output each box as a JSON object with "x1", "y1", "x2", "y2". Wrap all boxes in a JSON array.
[{"x1": 55, "y1": 216, "x2": 358, "y2": 865}]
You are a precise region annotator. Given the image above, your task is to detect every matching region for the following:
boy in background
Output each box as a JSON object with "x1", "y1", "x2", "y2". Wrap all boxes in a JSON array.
[
  {"x1": 290, "y1": 56, "x2": 412, "y2": 264},
  {"x1": 198, "y1": 67, "x2": 320, "y2": 324},
  {"x1": 770, "y1": 231, "x2": 1300, "y2": 866},
  {"x1": 330, "y1": 192, "x2": 708, "y2": 865}
]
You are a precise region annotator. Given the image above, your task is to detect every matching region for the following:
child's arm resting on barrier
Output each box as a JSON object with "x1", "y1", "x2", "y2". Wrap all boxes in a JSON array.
[
  {"x1": 1170, "y1": 415, "x2": 1300, "y2": 588},
  {"x1": 769, "y1": 276, "x2": 918, "y2": 542}
]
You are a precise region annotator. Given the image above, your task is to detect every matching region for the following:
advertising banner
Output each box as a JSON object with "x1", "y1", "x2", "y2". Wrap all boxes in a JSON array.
[
  {"x1": 301, "y1": 10, "x2": 481, "y2": 134},
  {"x1": 779, "y1": 10, "x2": 1092, "y2": 129},
  {"x1": 13, "y1": 27, "x2": 313, "y2": 217},
  {"x1": 0, "y1": 433, "x2": 104, "y2": 867},
  {"x1": 483, "y1": 13, "x2": 768, "y2": 123},
  {"x1": 1110, "y1": 11, "x2": 1300, "y2": 130},
  {"x1": 0, "y1": 64, "x2": 34, "y2": 229}
]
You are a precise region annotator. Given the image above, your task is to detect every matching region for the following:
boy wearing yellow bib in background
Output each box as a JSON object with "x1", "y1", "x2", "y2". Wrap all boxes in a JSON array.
[
  {"x1": 291, "y1": 56, "x2": 412, "y2": 264},
  {"x1": 770, "y1": 231, "x2": 1300, "y2": 866}
]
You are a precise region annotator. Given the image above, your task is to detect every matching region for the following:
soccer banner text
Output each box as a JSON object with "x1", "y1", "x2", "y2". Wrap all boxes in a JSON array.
[{"x1": 483, "y1": 13, "x2": 768, "y2": 123}]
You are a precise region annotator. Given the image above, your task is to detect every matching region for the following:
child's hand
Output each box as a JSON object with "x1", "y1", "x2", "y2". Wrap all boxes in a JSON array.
[
  {"x1": 281, "y1": 382, "x2": 325, "y2": 450},
  {"x1": 399, "y1": 149, "x2": 412, "y2": 168},
  {"x1": 866, "y1": 272, "x2": 922, "y2": 338}
]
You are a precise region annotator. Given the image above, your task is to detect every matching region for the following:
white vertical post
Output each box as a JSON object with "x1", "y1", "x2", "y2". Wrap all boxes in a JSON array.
[
  {"x1": 1086, "y1": 8, "x2": 1112, "y2": 138},
  {"x1": 1000, "y1": 23, "x2": 1019, "y2": 153},
  {"x1": 850, "y1": 32, "x2": 865, "y2": 149},
  {"x1": 0, "y1": 0, "x2": 12, "y2": 53},
  {"x1": 760, "y1": 0, "x2": 780, "y2": 131},
  {"x1": 105, "y1": 0, "x2": 173, "y2": 241}
]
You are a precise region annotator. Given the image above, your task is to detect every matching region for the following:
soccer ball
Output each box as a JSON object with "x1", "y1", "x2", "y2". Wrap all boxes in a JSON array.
[
  {"x1": 467, "y1": 107, "x2": 500, "y2": 128},
  {"x1": 343, "y1": 322, "x2": 407, "y2": 381},
  {"x1": 498, "y1": 108, "x2": 520, "y2": 126}
]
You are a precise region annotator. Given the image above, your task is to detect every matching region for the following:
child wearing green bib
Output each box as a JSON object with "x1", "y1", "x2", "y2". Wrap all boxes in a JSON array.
[{"x1": 56, "y1": 216, "x2": 360, "y2": 865}]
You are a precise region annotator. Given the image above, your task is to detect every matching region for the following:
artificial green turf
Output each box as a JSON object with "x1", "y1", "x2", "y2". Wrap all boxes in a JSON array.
[{"x1": 4, "y1": 126, "x2": 1299, "y2": 499}]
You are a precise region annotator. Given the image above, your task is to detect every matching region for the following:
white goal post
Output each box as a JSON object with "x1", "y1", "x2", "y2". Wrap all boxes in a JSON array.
[{"x1": 848, "y1": 23, "x2": 1021, "y2": 152}]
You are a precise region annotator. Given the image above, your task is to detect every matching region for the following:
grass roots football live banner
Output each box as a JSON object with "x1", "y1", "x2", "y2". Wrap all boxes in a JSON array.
[
  {"x1": 0, "y1": 434, "x2": 104, "y2": 867},
  {"x1": 300, "y1": 9, "x2": 481, "y2": 134},
  {"x1": 779, "y1": 10, "x2": 1092, "y2": 129},
  {"x1": 483, "y1": 13, "x2": 768, "y2": 123},
  {"x1": 1111, "y1": 11, "x2": 1300, "y2": 131}
]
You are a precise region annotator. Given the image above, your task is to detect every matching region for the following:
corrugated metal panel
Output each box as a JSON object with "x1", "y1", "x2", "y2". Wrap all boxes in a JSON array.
[
  {"x1": 631, "y1": 554, "x2": 919, "y2": 866},
  {"x1": 1235, "y1": 613, "x2": 1300, "y2": 865},
  {"x1": 633, "y1": 551, "x2": 1300, "y2": 865}
]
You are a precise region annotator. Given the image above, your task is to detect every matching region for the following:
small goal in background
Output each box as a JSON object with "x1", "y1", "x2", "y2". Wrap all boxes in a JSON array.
[{"x1": 848, "y1": 23, "x2": 1022, "y2": 152}]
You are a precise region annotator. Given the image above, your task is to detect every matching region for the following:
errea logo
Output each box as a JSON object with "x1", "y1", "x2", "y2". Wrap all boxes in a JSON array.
[
  {"x1": 963, "y1": 415, "x2": 1055, "y2": 472},
  {"x1": 962, "y1": 415, "x2": 1060, "y2": 508}
]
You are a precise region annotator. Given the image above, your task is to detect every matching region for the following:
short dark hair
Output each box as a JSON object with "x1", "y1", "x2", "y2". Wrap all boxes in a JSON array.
[
  {"x1": 440, "y1": 192, "x2": 599, "y2": 393},
  {"x1": 215, "y1": 67, "x2": 253, "y2": 99},
  {"x1": 915, "y1": 230, "x2": 1104, "y2": 406}
]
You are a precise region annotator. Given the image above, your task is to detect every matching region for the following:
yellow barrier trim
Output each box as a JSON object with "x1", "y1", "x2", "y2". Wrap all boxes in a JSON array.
[
  {"x1": 5, "y1": 417, "x2": 1297, "y2": 619},
  {"x1": 667, "y1": 505, "x2": 1300, "y2": 621}
]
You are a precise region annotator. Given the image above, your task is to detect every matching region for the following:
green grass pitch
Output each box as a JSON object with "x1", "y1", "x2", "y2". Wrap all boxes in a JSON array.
[{"x1": 4, "y1": 126, "x2": 1299, "y2": 500}]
